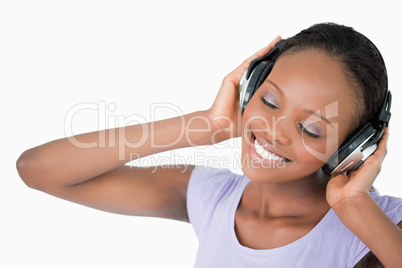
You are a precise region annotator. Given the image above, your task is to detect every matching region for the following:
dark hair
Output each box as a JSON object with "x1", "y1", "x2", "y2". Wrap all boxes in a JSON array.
[{"x1": 278, "y1": 22, "x2": 388, "y2": 132}]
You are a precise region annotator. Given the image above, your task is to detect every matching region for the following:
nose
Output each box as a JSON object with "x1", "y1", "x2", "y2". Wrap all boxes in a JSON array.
[{"x1": 267, "y1": 115, "x2": 291, "y2": 146}]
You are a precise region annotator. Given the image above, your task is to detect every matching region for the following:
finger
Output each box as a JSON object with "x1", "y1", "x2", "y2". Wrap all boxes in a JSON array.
[
  {"x1": 377, "y1": 127, "x2": 389, "y2": 150},
  {"x1": 348, "y1": 128, "x2": 389, "y2": 182},
  {"x1": 238, "y1": 35, "x2": 282, "y2": 70},
  {"x1": 249, "y1": 35, "x2": 283, "y2": 62},
  {"x1": 229, "y1": 35, "x2": 282, "y2": 82},
  {"x1": 369, "y1": 127, "x2": 389, "y2": 164}
]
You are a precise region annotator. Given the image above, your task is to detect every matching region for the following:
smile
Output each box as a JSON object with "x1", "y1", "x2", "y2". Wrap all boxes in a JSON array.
[{"x1": 253, "y1": 139, "x2": 288, "y2": 162}]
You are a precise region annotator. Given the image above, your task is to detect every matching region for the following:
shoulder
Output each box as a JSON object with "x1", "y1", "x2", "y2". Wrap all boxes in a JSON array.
[
  {"x1": 188, "y1": 166, "x2": 248, "y2": 197},
  {"x1": 187, "y1": 166, "x2": 249, "y2": 208},
  {"x1": 186, "y1": 166, "x2": 248, "y2": 235}
]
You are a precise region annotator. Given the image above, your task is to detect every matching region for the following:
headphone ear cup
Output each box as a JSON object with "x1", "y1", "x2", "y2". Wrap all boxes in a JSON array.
[
  {"x1": 241, "y1": 61, "x2": 274, "y2": 111},
  {"x1": 323, "y1": 122, "x2": 377, "y2": 174}
]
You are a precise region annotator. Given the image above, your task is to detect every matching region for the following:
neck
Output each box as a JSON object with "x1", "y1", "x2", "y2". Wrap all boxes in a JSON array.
[{"x1": 241, "y1": 171, "x2": 330, "y2": 219}]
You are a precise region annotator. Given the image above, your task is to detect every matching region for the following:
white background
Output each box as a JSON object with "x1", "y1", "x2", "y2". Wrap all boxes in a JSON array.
[{"x1": 1, "y1": 1, "x2": 401, "y2": 267}]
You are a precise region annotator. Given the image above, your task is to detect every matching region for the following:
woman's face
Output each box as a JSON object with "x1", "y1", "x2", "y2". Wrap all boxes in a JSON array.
[{"x1": 241, "y1": 49, "x2": 357, "y2": 183}]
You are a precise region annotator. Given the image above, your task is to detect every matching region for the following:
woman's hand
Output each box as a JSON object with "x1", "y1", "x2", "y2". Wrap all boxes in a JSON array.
[
  {"x1": 326, "y1": 128, "x2": 389, "y2": 210},
  {"x1": 325, "y1": 128, "x2": 402, "y2": 267},
  {"x1": 206, "y1": 36, "x2": 282, "y2": 143}
]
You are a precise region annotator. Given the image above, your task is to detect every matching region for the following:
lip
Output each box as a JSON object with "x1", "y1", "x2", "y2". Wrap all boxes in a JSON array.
[{"x1": 250, "y1": 131, "x2": 292, "y2": 162}]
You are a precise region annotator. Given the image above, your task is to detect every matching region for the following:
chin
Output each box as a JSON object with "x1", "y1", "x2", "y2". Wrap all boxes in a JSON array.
[{"x1": 240, "y1": 149, "x2": 290, "y2": 182}]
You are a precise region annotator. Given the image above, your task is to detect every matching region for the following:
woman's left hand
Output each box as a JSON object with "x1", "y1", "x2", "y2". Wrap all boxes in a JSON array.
[{"x1": 326, "y1": 128, "x2": 389, "y2": 210}]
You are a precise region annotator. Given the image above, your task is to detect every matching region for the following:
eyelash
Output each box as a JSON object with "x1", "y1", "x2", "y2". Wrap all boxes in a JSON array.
[
  {"x1": 260, "y1": 96, "x2": 321, "y2": 139},
  {"x1": 260, "y1": 96, "x2": 278, "y2": 110},
  {"x1": 298, "y1": 123, "x2": 320, "y2": 139}
]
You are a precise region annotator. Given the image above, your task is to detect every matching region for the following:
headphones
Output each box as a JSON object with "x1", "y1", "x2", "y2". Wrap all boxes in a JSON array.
[{"x1": 239, "y1": 39, "x2": 392, "y2": 175}]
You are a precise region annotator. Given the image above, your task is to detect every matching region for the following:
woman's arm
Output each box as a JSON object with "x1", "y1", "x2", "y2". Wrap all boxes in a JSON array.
[
  {"x1": 16, "y1": 111, "x2": 217, "y2": 221},
  {"x1": 336, "y1": 195, "x2": 402, "y2": 267},
  {"x1": 335, "y1": 194, "x2": 402, "y2": 267},
  {"x1": 327, "y1": 129, "x2": 402, "y2": 267},
  {"x1": 16, "y1": 36, "x2": 283, "y2": 222}
]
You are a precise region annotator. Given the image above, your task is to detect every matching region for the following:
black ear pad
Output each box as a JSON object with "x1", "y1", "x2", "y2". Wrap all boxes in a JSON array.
[
  {"x1": 255, "y1": 61, "x2": 274, "y2": 91},
  {"x1": 242, "y1": 61, "x2": 274, "y2": 110},
  {"x1": 322, "y1": 122, "x2": 377, "y2": 174}
]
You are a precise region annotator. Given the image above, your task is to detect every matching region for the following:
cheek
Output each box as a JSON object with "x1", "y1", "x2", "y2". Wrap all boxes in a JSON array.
[
  {"x1": 242, "y1": 90, "x2": 270, "y2": 119},
  {"x1": 241, "y1": 101, "x2": 270, "y2": 141},
  {"x1": 294, "y1": 136, "x2": 339, "y2": 167}
]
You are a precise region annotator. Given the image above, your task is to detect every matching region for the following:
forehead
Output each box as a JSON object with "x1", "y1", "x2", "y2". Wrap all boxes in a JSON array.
[{"x1": 268, "y1": 49, "x2": 356, "y2": 106}]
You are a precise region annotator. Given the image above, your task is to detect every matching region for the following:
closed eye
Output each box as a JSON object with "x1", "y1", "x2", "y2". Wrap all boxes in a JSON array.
[
  {"x1": 260, "y1": 96, "x2": 278, "y2": 110},
  {"x1": 298, "y1": 123, "x2": 320, "y2": 139}
]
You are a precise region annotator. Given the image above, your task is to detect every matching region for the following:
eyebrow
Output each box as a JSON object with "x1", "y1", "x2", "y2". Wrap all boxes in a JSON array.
[
  {"x1": 265, "y1": 79, "x2": 334, "y2": 128},
  {"x1": 265, "y1": 80, "x2": 284, "y2": 96},
  {"x1": 304, "y1": 109, "x2": 334, "y2": 128}
]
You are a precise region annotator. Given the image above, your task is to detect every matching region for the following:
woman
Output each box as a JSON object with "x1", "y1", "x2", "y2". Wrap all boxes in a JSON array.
[{"x1": 17, "y1": 23, "x2": 402, "y2": 267}]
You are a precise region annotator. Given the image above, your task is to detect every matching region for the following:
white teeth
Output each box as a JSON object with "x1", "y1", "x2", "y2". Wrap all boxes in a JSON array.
[{"x1": 254, "y1": 138, "x2": 286, "y2": 162}]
